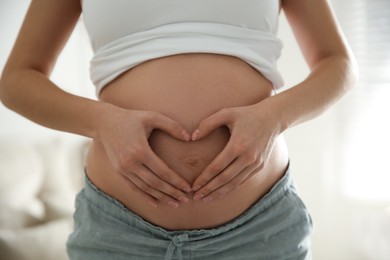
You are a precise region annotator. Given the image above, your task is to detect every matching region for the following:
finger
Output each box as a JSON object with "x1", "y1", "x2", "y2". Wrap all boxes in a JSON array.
[
  {"x1": 192, "y1": 138, "x2": 240, "y2": 191},
  {"x1": 147, "y1": 112, "x2": 190, "y2": 141},
  {"x1": 201, "y1": 163, "x2": 260, "y2": 202},
  {"x1": 191, "y1": 108, "x2": 233, "y2": 141},
  {"x1": 124, "y1": 168, "x2": 184, "y2": 209},
  {"x1": 134, "y1": 164, "x2": 190, "y2": 204},
  {"x1": 239, "y1": 162, "x2": 266, "y2": 186},
  {"x1": 193, "y1": 155, "x2": 249, "y2": 201},
  {"x1": 118, "y1": 173, "x2": 159, "y2": 208},
  {"x1": 144, "y1": 147, "x2": 193, "y2": 193}
]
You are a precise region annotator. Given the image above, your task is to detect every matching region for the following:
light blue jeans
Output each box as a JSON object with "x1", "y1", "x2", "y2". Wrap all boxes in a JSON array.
[{"x1": 66, "y1": 163, "x2": 313, "y2": 260}]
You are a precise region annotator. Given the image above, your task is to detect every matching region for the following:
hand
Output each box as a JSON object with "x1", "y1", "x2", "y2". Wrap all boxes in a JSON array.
[
  {"x1": 190, "y1": 100, "x2": 282, "y2": 202},
  {"x1": 97, "y1": 104, "x2": 192, "y2": 208}
]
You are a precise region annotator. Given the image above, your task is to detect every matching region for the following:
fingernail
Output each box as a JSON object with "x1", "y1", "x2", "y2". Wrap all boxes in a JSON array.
[
  {"x1": 168, "y1": 201, "x2": 179, "y2": 208},
  {"x1": 179, "y1": 196, "x2": 189, "y2": 203},
  {"x1": 191, "y1": 129, "x2": 200, "y2": 141},
  {"x1": 182, "y1": 129, "x2": 191, "y2": 141},
  {"x1": 193, "y1": 193, "x2": 204, "y2": 201},
  {"x1": 192, "y1": 185, "x2": 201, "y2": 191},
  {"x1": 183, "y1": 187, "x2": 193, "y2": 193},
  {"x1": 203, "y1": 196, "x2": 213, "y2": 203}
]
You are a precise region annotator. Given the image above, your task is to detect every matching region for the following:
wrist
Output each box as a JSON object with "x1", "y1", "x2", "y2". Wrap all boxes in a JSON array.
[
  {"x1": 253, "y1": 95, "x2": 289, "y2": 135},
  {"x1": 88, "y1": 101, "x2": 120, "y2": 141}
]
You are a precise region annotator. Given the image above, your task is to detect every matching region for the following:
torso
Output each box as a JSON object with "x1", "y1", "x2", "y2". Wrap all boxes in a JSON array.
[{"x1": 85, "y1": 53, "x2": 289, "y2": 230}]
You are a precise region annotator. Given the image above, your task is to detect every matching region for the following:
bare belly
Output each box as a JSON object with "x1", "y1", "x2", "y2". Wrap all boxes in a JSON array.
[{"x1": 86, "y1": 53, "x2": 289, "y2": 230}]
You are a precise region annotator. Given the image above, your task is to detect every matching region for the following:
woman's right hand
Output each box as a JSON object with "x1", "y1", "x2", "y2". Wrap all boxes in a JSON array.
[{"x1": 96, "y1": 103, "x2": 192, "y2": 208}]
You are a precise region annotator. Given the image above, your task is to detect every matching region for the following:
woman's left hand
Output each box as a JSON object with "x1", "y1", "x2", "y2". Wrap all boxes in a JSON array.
[{"x1": 190, "y1": 99, "x2": 283, "y2": 202}]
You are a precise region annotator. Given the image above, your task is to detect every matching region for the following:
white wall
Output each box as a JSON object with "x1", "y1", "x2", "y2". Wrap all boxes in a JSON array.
[{"x1": 1, "y1": 1, "x2": 389, "y2": 260}]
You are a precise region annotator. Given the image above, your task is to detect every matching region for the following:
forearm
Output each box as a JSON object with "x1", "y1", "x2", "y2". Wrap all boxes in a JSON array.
[
  {"x1": 0, "y1": 68, "x2": 109, "y2": 139},
  {"x1": 266, "y1": 54, "x2": 358, "y2": 132}
]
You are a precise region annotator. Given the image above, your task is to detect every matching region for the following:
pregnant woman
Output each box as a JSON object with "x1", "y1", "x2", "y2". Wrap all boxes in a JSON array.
[{"x1": 0, "y1": 0, "x2": 357, "y2": 259}]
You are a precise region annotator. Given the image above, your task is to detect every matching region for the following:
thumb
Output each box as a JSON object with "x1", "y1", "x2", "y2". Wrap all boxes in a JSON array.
[
  {"x1": 149, "y1": 112, "x2": 190, "y2": 141},
  {"x1": 191, "y1": 108, "x2": 233, "y2": 141}
]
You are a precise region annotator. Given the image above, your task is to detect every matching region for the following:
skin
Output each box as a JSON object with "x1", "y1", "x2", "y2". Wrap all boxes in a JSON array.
[
  {"x1": 191, "y1": 0, "x2": 360, "y2": 202},
  {"x1": 0, "y1": 0, "x2": 358, "y2": 207}
]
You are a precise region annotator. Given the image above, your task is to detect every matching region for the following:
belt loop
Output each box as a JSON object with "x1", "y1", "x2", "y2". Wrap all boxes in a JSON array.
[{"x1": 165, "y1": 233, "x2": 189, "y2": 260}]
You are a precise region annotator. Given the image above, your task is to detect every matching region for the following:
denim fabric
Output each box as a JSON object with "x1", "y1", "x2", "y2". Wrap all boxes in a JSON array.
[{"x1": 66, "y1": 164, "x2": 313, "y2": 260}]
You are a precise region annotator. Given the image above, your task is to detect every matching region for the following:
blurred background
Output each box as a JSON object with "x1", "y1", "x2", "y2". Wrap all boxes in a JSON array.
[{"x1": 0, "y1": 0, "x2": 389, "y2": 259}]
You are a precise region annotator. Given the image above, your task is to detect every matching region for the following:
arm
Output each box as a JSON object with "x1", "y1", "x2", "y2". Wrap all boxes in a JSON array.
[
  {"x1": 267, "y1": 0, "x2": 358, "y2": 130},
  {"x1": 0, "y1": 0, "x2": 192, "y2": 207},
  {"x1": 0, "y1": 0, "x2": 98, "y2": 137},
  {"x1": 190, "y1": 0, "x2": 358, "y2": 201}
]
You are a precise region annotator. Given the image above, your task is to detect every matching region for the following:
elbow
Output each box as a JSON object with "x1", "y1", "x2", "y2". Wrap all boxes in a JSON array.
[
  {"x1": 0, "y1": 69, "x2": 19, "y2": 110},
  {"x1": 343, "y1": 52, "x2": 359, "y2": 93},
  {"x1": 339, "y1": 43, "x2": 360, "y2": 92},
  {"x1": 328, "y1": 52, "x2": 359, "y2": 95},
  {"x1": 0, "y1": 72, "x2": 10, "y2": 108},
  {"x1": 311, "y1": 49, "x2": 360, "y2": 94}
]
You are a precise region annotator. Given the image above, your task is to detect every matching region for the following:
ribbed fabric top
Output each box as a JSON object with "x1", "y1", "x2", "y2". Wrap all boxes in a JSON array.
[{"x1": 81, "y1": 0, "x2": 284, "y2": 96}]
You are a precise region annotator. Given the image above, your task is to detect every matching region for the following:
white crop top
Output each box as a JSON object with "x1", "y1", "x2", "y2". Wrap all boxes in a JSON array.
[{"x1": 81, "y1": 0, "x2": 284, "y2": 96}]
